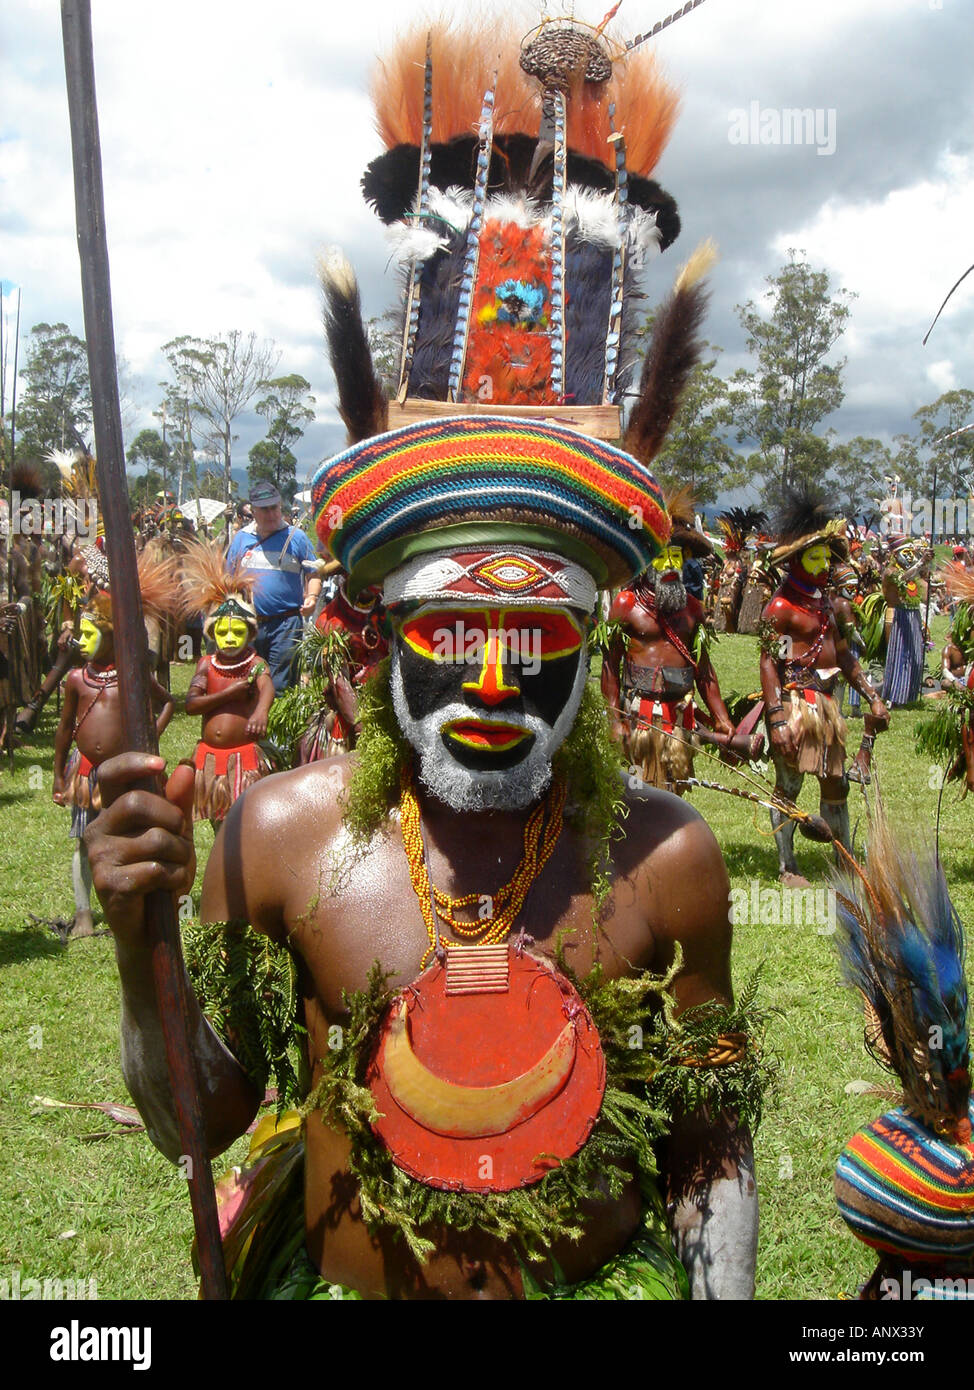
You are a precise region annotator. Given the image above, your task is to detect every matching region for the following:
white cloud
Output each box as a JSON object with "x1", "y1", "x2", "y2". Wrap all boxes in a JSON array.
[
  {"x1": 926, "y1": 359, "x2": 958, "y2": 394},
  {"x1": 2, "y1": 0, "x2": 972, "y2": 470}
]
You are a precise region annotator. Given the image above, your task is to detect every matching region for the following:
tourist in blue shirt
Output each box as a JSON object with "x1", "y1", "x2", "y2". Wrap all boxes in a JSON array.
[{"x1": 226, "y1": 481, "x2": 321, "y2": 693}]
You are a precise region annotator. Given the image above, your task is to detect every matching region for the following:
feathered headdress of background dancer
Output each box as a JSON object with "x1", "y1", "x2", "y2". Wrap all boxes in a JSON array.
[
  {"x1": 834, "y1": 811, "x2": 970, "y2": 1145},
  {"x1": 661, "y1": 483, "x2": 712, "y2": 558},
  {"x1": 82, "y1": 551, "x2": 181, "y2": 634},
  {"x1": 179, "y1": 540, "x2": 258, "y2": 639},
  {"x1": 771, "y1": 481, "x2": 849, "y2": 565},
  {"x1": 717, "y1": 506, "x2": 768, "y2": 555},
  {"x1": 318, "y1": 13, "x2": 712, "y2": 464}
]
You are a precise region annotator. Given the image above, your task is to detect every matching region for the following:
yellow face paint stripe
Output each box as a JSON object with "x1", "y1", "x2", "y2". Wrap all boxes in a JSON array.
[{"x1": 398, "y1": 606, "x2": 584, "y2": 665}]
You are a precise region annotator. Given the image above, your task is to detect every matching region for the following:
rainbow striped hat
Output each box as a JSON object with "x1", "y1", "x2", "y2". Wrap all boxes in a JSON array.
[
  {"x1": 835, "y1": 1105, "x2": 974, "y2": 1265},
  {"x1": 311, "y1": 415, "x2": 669, "y2": 594}
]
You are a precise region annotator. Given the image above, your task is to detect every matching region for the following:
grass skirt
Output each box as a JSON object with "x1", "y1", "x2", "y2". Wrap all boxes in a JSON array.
[
  {"x1": 782, "y1": 689, "x2": 846, "y2": 778},
  {"x1": 188, "y1": 741, "x2": 276, "y2": 822},
  {"x1": 216, "y1": 1114, "x2": 687, "y2": 1302}
]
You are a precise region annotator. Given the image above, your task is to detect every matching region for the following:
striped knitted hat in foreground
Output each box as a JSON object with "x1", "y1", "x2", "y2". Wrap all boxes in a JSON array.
[
  {"x1": 835, "y1": 1105, "x2": 974, "y2": 1264},
  {"x1": 311, "y1": 415, "x2": 669, "y2": 594}
]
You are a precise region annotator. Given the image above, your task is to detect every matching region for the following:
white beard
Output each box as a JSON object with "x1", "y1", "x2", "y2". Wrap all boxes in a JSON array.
[
  {"x1": 654, "y1": 574, "x2": 687, "y2": 615},
  {"x1": 390, "y1": 648, "x2": 589, "y2": 813}
]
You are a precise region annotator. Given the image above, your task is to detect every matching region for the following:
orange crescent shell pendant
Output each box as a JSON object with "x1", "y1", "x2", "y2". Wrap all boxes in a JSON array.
[{"x1": 368, "y1": 948, "x2": 606, "y2": 1193}]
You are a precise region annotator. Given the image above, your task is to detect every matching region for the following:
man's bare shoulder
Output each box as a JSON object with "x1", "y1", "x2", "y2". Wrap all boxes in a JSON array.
[
  {"x1": 762, "y1": 591, "x2": 792, "y2": 624},
  {"x1": 234, "y1": 755, "x2": 353, "y2": 825},
  {"x1": 199, "y1": 756, "x2": 357, "y2": 932},
  {"x1": 619, "y1": 779, "x2": 723, "y2": 870}
]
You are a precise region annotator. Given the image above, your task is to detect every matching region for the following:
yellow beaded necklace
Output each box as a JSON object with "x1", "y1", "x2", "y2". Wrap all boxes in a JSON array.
[{"x1": 400, "y1": 768, "x2": 567, "y2": 969}]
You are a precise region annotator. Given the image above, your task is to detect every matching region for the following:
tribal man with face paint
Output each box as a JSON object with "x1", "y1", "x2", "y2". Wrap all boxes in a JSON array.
[
  {"x1": 52, "y1": 560, "x2": 176, "y2": 938},
  {"x1": 760, "y1": 491, "x2": 889, "y2": 887},
  {"x1": 87, "y1": 416, "x2": 765, "y2": 1301},
  {"x1": 602, "y1": 496, "x2": 734, "y2": 794},
  {"x1": 180, "y1": 543, "x2": 277, "y2": 829}
]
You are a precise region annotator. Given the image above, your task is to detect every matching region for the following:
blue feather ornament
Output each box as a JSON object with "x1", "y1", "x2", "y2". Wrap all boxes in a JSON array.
[{"x1": 834, "y1": 813, "x2": 970, "y2": 1144}]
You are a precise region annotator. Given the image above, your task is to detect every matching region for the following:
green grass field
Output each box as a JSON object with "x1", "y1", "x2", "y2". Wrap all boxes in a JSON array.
[{"x1": 1, "y1": 626, "x2": 971, "y2": 1300}]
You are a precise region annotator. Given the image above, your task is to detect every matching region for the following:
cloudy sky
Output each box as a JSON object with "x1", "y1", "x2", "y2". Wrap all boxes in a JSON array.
[{"x1": 2, "y1": 0, "x2": 972, "y2": 499}]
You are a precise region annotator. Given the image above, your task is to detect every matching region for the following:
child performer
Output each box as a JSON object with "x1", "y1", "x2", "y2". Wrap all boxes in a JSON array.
[
  {"x1": 52, "y1": 557, "x2": 177, "y2": 937},
  {"x1": 181, "y1": 542, "x2": 276, "y2": 829}
]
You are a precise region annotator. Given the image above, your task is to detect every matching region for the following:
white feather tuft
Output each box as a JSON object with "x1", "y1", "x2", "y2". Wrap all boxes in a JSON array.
[
  {"x1": 564, "y1": 187, "x2": 620, "y2": 249},
  {"x1": 386, "y1": 222, "x2": 450, "y2": 265},
  {"x1": 45, "y1": 447, "x2": 85, "y2": 482},
  {"x1": 428, "y1": 186, "x2": 473, "y2": 232},
  {"x1": 316, "y1": 247, "x2": 358, "y2": 301},
  {"x1": 626, "y1": 206, "x2": 662, "y2": 261},
  {"x1": 481, "y1": 194, "x2": 541, "y2": 230}
]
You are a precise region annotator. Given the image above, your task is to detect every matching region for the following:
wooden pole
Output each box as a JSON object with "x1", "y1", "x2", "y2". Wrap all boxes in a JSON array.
[{"x1": 60, "y1": 0, "x2": 228, "y2": 1299}]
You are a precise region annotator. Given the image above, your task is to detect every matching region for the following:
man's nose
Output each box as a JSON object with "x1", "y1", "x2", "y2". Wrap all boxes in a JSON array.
[{"x1": 462, "y1": 632, "x2": 521, "y2": 707}]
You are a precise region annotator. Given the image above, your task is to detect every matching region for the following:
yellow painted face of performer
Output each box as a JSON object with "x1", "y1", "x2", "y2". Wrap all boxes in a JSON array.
[
  {"x1": 652, "y1": 544, "x2": 684, "y2": 580},
  {"x1": 800, "y1": 542, "x2": 831, "y2": 580},
  {"x1": 213, "y1": 616, "x2": 251, "y2": 654},
  {"x1": 78, "y1": 616, "x2": 105, "y2": 661}
]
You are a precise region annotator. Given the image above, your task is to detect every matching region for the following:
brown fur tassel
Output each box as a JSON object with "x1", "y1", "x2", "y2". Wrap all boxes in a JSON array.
[
  {"x1": 318, "y1": 250, "x2": 388, "y2": 444},
  {"x1": 629, "y1": 722, "x2": 694, "y2": 790},
  {"x1": 622, "y1": 240, "x2": 716, "y2": 467},
  {"x1": 11, "y1": 462, "x2": 46, "y2": 500}
]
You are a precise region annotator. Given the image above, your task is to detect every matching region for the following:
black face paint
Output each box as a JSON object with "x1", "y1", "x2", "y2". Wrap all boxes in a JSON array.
[
  {"x1": 395, "y1": 638, "x2": 584, "y2": 769},
  {"x1": 393, "y1": 598, "x2": 590, "y2": 781}
]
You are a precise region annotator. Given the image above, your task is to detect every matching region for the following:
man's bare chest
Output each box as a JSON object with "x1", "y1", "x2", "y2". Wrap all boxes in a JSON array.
[{"x1": 284, "y1": 826, "x2": 654, "y2": 1023}]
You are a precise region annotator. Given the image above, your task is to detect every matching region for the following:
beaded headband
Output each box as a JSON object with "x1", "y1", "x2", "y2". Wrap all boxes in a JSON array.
[
  {"x1": 312, "y1": 414, "x2": 669, "y2": 594},
  {"x1": 204, "y1": 594, "x2": 258, "y2": 639}
]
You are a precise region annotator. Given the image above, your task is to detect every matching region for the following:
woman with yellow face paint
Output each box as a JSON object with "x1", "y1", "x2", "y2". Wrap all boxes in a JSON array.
[{"x1": 180, "y1": 543, "x2": 277, "y2": 829}]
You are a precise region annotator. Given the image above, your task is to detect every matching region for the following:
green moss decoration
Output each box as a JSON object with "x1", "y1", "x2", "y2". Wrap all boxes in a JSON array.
[
  {"x1": 338, "y1": 657, "x2": 406, "y2": 846},
  {"x1": 266, "y1": 626, "x2": 354, "y2": 765},
  {"x1": 182, "y1": 918, "x2": 304, "y2": 1106},
  {"x1": 914, "y1": 683, "x2": 974, "y2": 777},
  {"x1": 552, "y1": 677, "x2": 629, "y2": 909},
  {"x1": 757, "y1": 616, "x2": 783, "y2": 659}
]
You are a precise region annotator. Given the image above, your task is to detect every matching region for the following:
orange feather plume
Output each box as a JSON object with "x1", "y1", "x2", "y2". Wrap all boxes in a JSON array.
[
  {"x1": 178, "y1": 539, "x2": 257, "y2": 621},
  {"x1": 371, "y1": 19, "x2": 679, "y2": 177},
  {"x1": 942, "y1": 560, "x2": 974, "y2": 606}
]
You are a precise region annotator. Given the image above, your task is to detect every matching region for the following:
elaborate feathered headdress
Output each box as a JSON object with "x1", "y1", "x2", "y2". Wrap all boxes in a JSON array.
[
  {"x1": 179, "y1": 540, "x2": 258, "y2": 639},
  {"x1": 81, "y1": 551, "x2": 181, "y2": 634},
  {"x1": 771, "y1": 483, "x2": 848, "y2": 564},
  {"x1": 717, "y1": 506, "x2": 768, "y2": 555},
  {"x1": 314, "y1": 16, "x2": 716, "y2": 595},
  {"x1": 662, "y1": 484, "x2": 712, "y2": 558},
  {"x1": 942, "y1": 561, "x2": 974, "y2": 609},
  {"x1": 321, "y1": 17, "x2": 705, "y2": 431},
  {"x1": 47, "y1": 446, "x2": 104, "y2": 541}
]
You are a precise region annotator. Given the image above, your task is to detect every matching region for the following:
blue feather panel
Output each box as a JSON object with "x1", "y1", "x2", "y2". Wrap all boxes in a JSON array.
[{"x1": 834, "y1": 844, "x2": 970, "y2": 1137}]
